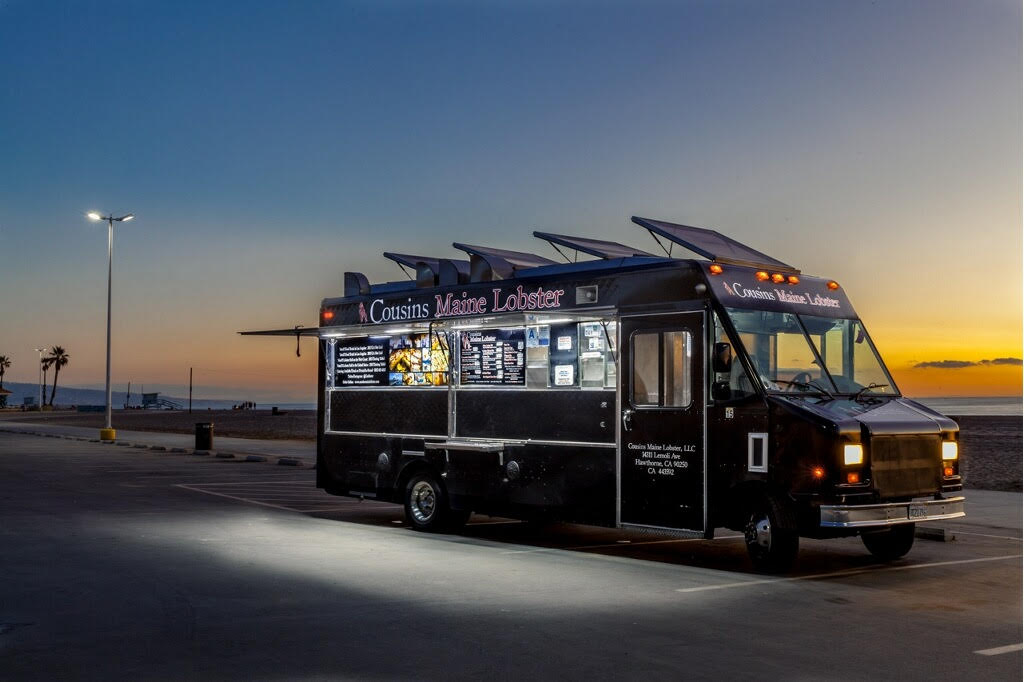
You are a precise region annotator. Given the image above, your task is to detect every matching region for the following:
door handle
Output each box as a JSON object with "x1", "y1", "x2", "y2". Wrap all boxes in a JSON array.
[{"x1": 622, "y1": 409, "x2": 634, "y2": 432}]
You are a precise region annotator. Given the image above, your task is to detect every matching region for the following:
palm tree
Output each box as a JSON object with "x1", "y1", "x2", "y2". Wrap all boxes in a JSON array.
[
  {"x1": 0, "y1": 355, "x2": 10, "y2": 390},
  {"x1": 41, "y1": 355, "x2": 53, "y2": 407},
  {"x1": 47, "y1": 346, "x2": 69, "y2": 407}
]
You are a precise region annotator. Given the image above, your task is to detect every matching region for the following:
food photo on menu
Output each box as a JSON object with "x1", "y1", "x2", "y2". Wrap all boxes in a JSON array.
[{"x1": 388, "y1": 333, "x2": 449, "y2": 386}]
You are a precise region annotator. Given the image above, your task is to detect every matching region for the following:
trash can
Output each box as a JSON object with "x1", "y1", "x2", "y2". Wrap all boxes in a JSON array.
[{"x1": 195, "y1": 422, "x2": 213, "y2": 450}]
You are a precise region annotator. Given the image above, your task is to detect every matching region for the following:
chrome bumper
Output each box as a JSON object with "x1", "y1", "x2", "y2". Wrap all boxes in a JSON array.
[{"x1": 820, "y1": 496, "x2": 965, "y2": 529}]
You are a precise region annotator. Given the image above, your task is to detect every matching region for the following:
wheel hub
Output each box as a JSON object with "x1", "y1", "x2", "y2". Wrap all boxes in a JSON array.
[
  {"x1": 410, "y1": 481, "x2": 437, "y2": 523},
  {"x1": 745, "y1": 515, "x2": 772, "y2": 549}
]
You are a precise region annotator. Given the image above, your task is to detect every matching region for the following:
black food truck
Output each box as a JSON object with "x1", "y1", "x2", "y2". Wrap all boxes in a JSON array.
[{"x1": 245, "y1": 216, "x2": 964, "y2": 571}]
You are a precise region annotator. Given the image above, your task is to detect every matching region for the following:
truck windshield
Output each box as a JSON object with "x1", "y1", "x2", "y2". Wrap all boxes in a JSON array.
[{"x1": 724, "y1": 308, "x2": 897, "y2": 397}]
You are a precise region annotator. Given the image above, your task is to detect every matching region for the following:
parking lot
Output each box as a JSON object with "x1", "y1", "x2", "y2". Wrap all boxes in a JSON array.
[{"x1": 0, "y1": 431, "x2": 1020, "y2": 680}]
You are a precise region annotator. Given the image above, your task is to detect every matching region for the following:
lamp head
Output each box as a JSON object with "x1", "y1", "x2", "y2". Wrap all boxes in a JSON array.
[
  {"x1": 87, "y1": 212, "x2": 102, "y2": 221},
  {"x1": 119, "y1": 214, "x2": 135, "y2": 222}
]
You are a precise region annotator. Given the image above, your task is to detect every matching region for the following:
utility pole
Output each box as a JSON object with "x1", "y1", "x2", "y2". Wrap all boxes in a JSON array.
[{"x1": 189, "y1": 367, "x2": 193, "y2": 414}]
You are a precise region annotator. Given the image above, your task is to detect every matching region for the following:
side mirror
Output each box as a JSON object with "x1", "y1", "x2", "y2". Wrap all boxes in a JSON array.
[
  {"x1": 712, "y1": 342, "x2": 733, "y2": 374},
  {"x1": 711, "y1": 381, "x2": 732, "y2": 402}
]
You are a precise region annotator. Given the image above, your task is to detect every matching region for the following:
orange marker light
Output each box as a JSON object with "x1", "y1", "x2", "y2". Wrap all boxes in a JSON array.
[
  {"x1": 709, "y1": 264, "x2": 723, "y2": 275},
  {"x1": 827, "y1": 281, "x2": 840, "y2": 290},
  {"x1": 944, "y1": 466, "x2": 954, "y2": 477},
  {"x1": 771, "y1": 273, "x2": 785, "y2": 284},
  {"x1": 787, "y1": 275, "x2": 800, "y2": 285},
  {"x1": 846, "y1": 472, "x2": 860, "y2": 484},
  {"x1": 812, "y1": 466, "x2": 826, "y2": 480},
  {"x1": 322, "y1": 310, "x2": 335, "y2": 320},
  {"x1": 755, "y1": 271, "x2": 770, "y2": 281}
]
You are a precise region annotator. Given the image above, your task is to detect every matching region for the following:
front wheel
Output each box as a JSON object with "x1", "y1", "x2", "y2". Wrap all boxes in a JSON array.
[
  {"x1": 744, "y1": 493, "x2": 799, "y2": 573},
  {"x1": 403, "y1": 472, "x2": 465, "y2": 532},
  {"x1": 861, "y1": 523, "x2": 915, "y2": 561}
]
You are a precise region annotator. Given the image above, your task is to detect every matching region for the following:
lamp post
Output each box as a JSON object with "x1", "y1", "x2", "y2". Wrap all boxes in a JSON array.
[
  {"x1": 34, "y1": 347, "x2": 46, "y2": 411},
  {"x1": 87, "y1": 211, "x2": 134, "y2": 440}
]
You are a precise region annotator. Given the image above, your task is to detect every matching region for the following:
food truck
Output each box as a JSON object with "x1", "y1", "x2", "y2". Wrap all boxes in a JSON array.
[{"x1": 245, "y1": 216, "x2": 964, "y2": 571}]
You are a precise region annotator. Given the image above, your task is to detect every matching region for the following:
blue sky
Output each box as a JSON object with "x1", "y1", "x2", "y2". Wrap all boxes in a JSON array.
[{"x1": 0, "y1": 0, "x2": 1019, "y2": 400}]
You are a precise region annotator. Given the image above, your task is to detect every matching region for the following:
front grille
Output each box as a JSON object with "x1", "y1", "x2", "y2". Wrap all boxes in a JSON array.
[{"x1": 870, "y1": 435, "x2": 942, "y2": 498}]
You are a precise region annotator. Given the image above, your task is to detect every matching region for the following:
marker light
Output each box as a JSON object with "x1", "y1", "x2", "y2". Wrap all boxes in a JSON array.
[
  {"x1": 708, "y1": 264, "x2": 723, "y2": 275},
  {"x1": 812, "y1": 466, "x2": 826, "y2": 480},
  {"x1": 787, "y1": 275, "x2": 800, "y2": 285},
  {"x1": 943, "y1": 466, "x2": 955, "y2": 477},
  {"x1": 755, "y1": 271, "x2": 770, "y2": 281},
  {"x1": 827, "y1": 281, "x2": 840, "y2": 290},
  {"x1": 771, "y1": 273, "x2": 785, "y2": 284},
  {"x1": 322, "y1": 310, "x2": 335, "y2": 320},
  {"x1": 846, "y1": 472, "x2": 860, "y2": 484},
  {"x1": 941, "y1": 441, "x2": 958, "y2": 461},
  {"x1": 843, "y1": 444, "x2": 864, "y2": 466}
]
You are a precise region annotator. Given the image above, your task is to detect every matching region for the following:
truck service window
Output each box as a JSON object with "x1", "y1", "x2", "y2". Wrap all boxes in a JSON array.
[
  {"x1": 522, "y1": 321, "x2": 617, "y2": 389},
  {"x1": 631, "y1": 330, "x2": 691, "y2": 407}
]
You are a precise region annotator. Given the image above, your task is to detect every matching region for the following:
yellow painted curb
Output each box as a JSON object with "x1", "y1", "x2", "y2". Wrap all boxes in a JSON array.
[{"x1": 99, "y1": 428, "x2": 116, "y2": 441}]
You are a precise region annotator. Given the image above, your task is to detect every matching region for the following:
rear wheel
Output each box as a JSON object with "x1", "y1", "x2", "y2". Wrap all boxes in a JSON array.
[
  {"x1": 403, "y1": 472, "x2": 466, "y2": 532},
  {"x1": 861, "y1": 523, "x2": 915, "y2": 561},
  {"x1": 744, "y1": 493, "x2": 799, "y2": 573}
]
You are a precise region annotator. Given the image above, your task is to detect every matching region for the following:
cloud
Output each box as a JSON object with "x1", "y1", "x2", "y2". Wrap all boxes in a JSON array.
[{"x1": 913, "y1": 358, "x2": 1023, "y2": 369}]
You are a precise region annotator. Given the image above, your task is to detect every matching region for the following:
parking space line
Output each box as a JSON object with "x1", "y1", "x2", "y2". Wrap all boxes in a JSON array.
[
  {"x1": 951, "y1": 530, "x2": 1023, "y2": 541},
  {"x1": 674, "y1": 555, "x2": 1023, "y2": 594},
  {"x1": 974, "y1": 643, "x2": 1023, "y2": 656},
  {"x1": 174, "y1": 484, "x2": 306, "y2": 512}
]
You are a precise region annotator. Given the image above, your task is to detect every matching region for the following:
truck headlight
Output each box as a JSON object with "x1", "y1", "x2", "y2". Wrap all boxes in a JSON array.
[
  {"x1": 942, "y1": 441, "x2": 958, "y2": 461},
  {"x1": 843, "y1": 444, "x2": 864, "y2": 466}
]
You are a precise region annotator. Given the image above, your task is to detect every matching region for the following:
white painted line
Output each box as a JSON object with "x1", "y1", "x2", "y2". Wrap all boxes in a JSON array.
[
  {"x1": 952, "y1": 530, "x2": 1023, "y2": 542},
  {"x1": 502, "y1": 535, "x2": 743, "y2": 555},
  {"x1": 974, "y1": 643, "x2": 1023, "y2": 656},
  {"x1": 467, "y1": 520, "x2": 524, "y2": 526},
  {"x1": 675, "y1": 555, "x2": 1023, "y2": 593},
  {"x1": 182, "y1": 479, "x2": 312, "y2": 486},
  {"x1": 175, "y1": 484, "x2": 303, "y2": 512}
]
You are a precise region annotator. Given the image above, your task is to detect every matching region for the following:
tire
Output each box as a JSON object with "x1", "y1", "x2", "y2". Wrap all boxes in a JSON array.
[
  {"x1": 403, "y1": 471, "x2": 461, "y2": 532},
  {"x1": 744, "y1": 493, "x2": 799, "y2": 573},
  {"x1": 861, "y1": 523, "x2": 916, "y2": 561}
]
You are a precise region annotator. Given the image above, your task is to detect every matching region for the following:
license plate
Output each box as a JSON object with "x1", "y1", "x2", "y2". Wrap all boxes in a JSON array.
[{"x1": 908, "y1": 505, "x2": 928, "y2": 519}]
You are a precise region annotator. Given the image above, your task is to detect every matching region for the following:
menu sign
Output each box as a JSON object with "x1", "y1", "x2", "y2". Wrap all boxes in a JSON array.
[
  {"x1": 460, "y1": 329, "x2": 526, "y2": 385},
  {"x1": 335, "y1": 338, "x2": 389, "y2": 386},
  {"x1": 335, "y1": 333, "x2": 450, "y2": 387}
]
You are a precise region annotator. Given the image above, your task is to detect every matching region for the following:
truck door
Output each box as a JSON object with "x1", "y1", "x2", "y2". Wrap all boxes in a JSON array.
[{"x1": 619, "y1": 312, "x2": 706, "y2": 534}]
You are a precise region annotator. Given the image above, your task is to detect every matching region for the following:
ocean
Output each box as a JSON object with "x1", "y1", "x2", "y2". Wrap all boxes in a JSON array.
[{"x1": 916, "y1": 397, "x2": 1022, "y2": 417}]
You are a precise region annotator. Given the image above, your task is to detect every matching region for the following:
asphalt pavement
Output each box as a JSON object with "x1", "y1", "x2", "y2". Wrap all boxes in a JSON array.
[{"x1": 0, "y1": 430, "x2": 1019, "y2": 680}]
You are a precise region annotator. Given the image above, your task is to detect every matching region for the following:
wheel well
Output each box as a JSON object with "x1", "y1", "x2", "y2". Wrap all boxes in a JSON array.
[
  {"x1": 394, "y1": 460, "x2": 440, "y2": 502},
  {"x1": 722, "y1": 481, "x2": 792, "y2": 531}
]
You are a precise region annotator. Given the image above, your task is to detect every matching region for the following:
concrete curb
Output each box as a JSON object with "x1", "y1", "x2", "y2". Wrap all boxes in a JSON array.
[{"x1": 1, "y1": 426, "x2": 314, "y2": 469}]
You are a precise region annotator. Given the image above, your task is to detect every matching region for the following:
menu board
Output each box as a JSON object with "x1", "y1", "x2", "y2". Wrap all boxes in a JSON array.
[
  {"x1": 460, "y1": 329, "x2": 526, "y2": 385},
  {"x1": 335, "y1": 338, "x2": 389, "y2": 386},
  {"x1": 335, "y1": 334, "x2": 449, "y2": 387}
]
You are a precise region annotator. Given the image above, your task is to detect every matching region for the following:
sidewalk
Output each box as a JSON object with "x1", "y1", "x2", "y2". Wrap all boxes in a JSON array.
[{"x1": 0, "y1": 421, "x2": 314, "y2": 465}]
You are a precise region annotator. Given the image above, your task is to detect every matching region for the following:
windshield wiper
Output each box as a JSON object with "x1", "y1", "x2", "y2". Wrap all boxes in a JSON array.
[
  {"x1": 773, "y1": 379, "x2": 835, "y2": 401},
  {"x1": 852, "y1": 383, "x2": 889, "y2": 402}
]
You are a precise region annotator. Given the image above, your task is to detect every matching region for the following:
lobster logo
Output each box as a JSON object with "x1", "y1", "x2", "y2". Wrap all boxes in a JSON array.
[{"x1": 358, "y1": 302, "x2": 368, "y2": 323}]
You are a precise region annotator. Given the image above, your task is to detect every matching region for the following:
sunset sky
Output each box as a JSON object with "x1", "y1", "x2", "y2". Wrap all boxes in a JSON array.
[{"x1": 0, "y1": 0, "x2": 1019, "y2": 402}]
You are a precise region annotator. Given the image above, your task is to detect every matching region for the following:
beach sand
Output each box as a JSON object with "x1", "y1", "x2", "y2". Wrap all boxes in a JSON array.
[{"x1": 2, "y1": 410, "x2": 1019, "y2": 491}]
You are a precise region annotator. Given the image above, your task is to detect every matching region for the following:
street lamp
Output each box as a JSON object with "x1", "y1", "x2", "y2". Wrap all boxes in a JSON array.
[
  {"x1": 34, "y1": 347, "x2": 46, "y2": 411},
  {"x1": 87, "y1": 212, "x2": 135, "y2": 441}
]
